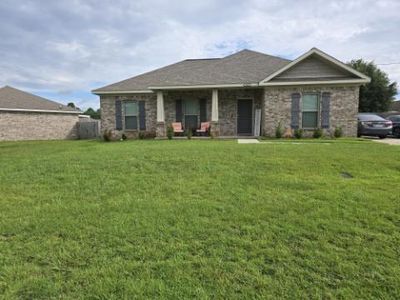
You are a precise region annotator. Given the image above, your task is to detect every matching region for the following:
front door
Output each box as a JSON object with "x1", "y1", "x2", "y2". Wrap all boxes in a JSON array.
[
  {"x1": 184, "y1": 99, "x2": 199, "y2": 131},
  {"x1": 237, "y1": 99, "x2": 253, "y2": 135}
]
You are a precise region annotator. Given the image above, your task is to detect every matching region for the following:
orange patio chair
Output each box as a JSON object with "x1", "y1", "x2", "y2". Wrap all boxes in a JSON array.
[
  {"x1": 196, "y1": 122, "x2": 210, "y2": 136},
  {"x1": 172, "y1": 122, "x2": 184, "y2": 135}
]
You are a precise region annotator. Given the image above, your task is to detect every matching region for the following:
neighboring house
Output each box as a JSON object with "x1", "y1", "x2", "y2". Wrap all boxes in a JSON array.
[
  {"x1": 390, "y1": 100, "x2": 400, "y2": 112},
  {"x1": 93, "y1": 48, "x2": 370, "y2": 138},
  {"x1": 0, "y1": 86, "x2": 81, "y2": 141}
]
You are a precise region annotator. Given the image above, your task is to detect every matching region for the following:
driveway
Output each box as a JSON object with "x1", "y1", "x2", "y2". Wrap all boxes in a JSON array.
[{"x1": 372, "y1": 138, "x2": 400, "y2": 145}]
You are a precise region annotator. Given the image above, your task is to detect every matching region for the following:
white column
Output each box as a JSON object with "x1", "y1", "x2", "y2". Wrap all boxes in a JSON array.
[
  {"x1": 211, "y1": 89, "x2": 219, "y2": 122},
  {"x1": 156, "y1": 91, "x2": 164, "y2": 122}
]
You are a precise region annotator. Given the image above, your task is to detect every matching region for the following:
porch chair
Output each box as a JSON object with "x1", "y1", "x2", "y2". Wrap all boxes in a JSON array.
[
  {"x1": 196, "y1": 122, "x2": 211, "y2": 136},
  {"x1": 172, "y1": 122, "x2": 184, "y2": 135}
]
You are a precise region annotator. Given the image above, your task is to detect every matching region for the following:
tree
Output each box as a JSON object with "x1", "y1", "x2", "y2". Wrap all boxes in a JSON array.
[
  {"x1": 348, "y1": 59, "x2": 397, "y2": 112},
  {"x1": 67, "y1": 102, "x2": 76, "y2": 108},
  {"x1": 83, "y1": 107, "x2": 101, "y2": 119}
]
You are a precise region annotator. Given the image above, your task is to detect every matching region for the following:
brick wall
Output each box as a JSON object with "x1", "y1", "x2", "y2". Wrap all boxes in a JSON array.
[
  {"x1": 100, "y1": 93, "x2": 157, "y2": 138},
  {"x1": 263, "y1": 85, "x2": 360, "y2": 137},
  {"x1": 0, "y1": 111, "x2": 79, "y2": 141}
]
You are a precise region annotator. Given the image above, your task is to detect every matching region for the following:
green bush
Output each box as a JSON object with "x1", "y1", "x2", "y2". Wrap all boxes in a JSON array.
[
  {"x1": 294, "y1": 128, "x2": 303, "y2": 139},
  {"x1": 103, "y1": 130, "x2": 112, "y2": 142},
  {"x1": 122, "y1": 133, "x2": 128, "y2": 140},
  {"x1": 138, "y1": 132, "x2": 145, "y2": 140},
  {"x1": 209, "y1": 125, "x2": 215, "y2": 139},
  {"x1": 334, "y1": 127, "x2": 343, "y2": 138},
  {"x1": 186, "y1": 129, "x2": 193, "y2": 140},
  {"x1": 275, "y1": 122, "x2": 283, "y2": 138},
  {"x1": 167, "y1": 126, "x2": 174, "y2": 140},
  {"x1": 313, "y1": 128, "x2": 323, "y2": 139}
]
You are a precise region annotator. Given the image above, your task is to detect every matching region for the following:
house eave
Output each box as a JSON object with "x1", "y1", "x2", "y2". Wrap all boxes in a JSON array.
[
  {"x1": 0, "y1": 107, "x2": 82, "y2": 114},
  {"x1": 92, "y1": 90, "x2": 154, "y2": 95},
  {"x1": 148, "y1": 83, "x2": 260, "y2": 90},
  {"x1": 261, "y1": 78, "x2": 370, "y2": 86}
]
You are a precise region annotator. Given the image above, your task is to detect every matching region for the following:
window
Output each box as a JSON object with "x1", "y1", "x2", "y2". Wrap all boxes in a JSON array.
[
  {"x1": 124, "y1": 101, "x2": 138, "y2": 130},
  {"x1": 388, "y1": 116, "x2": 400, "y2": 122},
  {"x1": 302, "y1": 94, "x2": 319, "y2": 128}
]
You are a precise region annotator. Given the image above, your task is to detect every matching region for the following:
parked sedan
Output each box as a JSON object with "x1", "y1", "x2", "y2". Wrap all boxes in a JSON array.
[
  {"x1": 357, "y1": 113, "x2": 392, "y2": 139},
  {"x1": 386, "y1": 115, "x2": 400, "y2": 137}
]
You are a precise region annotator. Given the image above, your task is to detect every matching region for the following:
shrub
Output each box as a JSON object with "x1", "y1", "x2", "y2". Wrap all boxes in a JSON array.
[
  {"x1": 275, "y1": 122, "x2": 283, "y2": 138},
  {"x1": 138, "y1": 132, "x2": 145, "y2": 140},
  {"x1": 103, "y1": 130, "x2": 112, "y2": 142},
  {"x1": 334, "y1": 126, "x2": 343, "y2": 138},
  {"x1": 186, "y1": 129, "x2": 192, "y2": 140},
  {"x1": 122, "y1": 133, "x2": 128, "y2": 140},
  {"x1": 209, "y1": 125, "x2": 215, "y2": 139},
  {"x1": 143, "y1": 131, "x2": 156, "y2": 139},
  {"x1": 313, "y1": 128, "x2": 323, "y2": 139},
  {"x1": 283, "y1": 128, "x2": 293, "y2": 138},
  {"x1": 294, "y1": 128, "x2": 303, "y2": 139},
  {"x1": 167, "y1": 126, "x2": 174, "y2": 140}
]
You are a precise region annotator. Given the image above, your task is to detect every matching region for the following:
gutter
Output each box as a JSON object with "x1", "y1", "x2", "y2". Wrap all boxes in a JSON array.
[{"x1": 0, "y1": 107, "x2": 82, "y2": 114}]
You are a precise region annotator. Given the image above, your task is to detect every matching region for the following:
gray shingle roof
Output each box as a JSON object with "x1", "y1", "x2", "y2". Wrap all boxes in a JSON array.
[
  {"x1": 93, "y1": 49, "x2": 291, "y2": 92},
  {"x1": 0, "y1": 86, "x2": 80, "y2": 113}
]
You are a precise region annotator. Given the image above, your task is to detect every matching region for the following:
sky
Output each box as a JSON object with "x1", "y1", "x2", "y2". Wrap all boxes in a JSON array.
[{"x1": 0, "y1": 0, "x2": 399, "y2": 110}]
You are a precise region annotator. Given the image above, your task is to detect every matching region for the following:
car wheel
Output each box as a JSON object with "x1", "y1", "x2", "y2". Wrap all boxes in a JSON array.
[
  {"x1": 378, "y1": 135, "x2": 387, "y2": 139},
  {"x1": 394, "y1": 127, "x2": 400, "y2": 138}
]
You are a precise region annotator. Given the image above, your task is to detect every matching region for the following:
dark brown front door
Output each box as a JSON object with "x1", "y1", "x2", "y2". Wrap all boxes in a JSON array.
[{"x1": 237, "y1": 99, "x2": 253, "y2": 135}]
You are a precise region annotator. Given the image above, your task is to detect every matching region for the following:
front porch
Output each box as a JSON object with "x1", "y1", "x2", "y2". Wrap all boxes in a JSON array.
[{"x1": 155, "y1": 88, "x2": 263, "y2": 137}]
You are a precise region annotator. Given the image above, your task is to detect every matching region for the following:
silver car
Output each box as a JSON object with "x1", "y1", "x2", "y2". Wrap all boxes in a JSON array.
[{"x1": 357, "y1": 113, "x2": 392, "y2": 139}]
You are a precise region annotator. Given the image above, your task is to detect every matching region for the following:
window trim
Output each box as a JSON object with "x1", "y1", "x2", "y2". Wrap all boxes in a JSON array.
[
  {"x1": 123, "y1": 100, "x2": 139, "y2": 130},
  {"x1": 301, "y1": 93, "x2": 320, "y2": 129}
]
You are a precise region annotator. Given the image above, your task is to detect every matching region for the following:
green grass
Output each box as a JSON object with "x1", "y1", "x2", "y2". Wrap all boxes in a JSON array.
[{"x1": 0, "y1": 139, "x2": 399, "y2": 299}]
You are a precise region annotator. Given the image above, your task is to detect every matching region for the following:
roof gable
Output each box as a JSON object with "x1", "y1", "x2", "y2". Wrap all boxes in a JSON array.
[
  {"x1": 0, "y1": 86, "x2": 80, "y2": 113},
  {"x1": 260, "y1": 48, "x2": 370, "y2": 86}
]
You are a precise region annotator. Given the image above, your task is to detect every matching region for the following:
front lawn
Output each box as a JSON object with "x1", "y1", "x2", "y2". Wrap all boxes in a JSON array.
[{"x1": 0, "y1": 139, "x2": 399, "y2": 299}]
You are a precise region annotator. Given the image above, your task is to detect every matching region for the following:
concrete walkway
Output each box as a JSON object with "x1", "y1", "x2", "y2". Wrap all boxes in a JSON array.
[{"x1": 237, "y1": 139, "x2": 260, "y2": 144}]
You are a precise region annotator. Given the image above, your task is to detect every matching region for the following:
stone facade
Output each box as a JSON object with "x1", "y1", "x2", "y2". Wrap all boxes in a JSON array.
[
  {"x1": 100, "y1": 93, "x2": 156, "y2": 139},
  {"x1": 163, "y1": 89, "x2": 262, "y2": 136},
  {"x1": 263, "y1": 85, "x2": 360, "y2": 137},
  {"x1": 99, "y1": 85, "x2": 360, "y2": 138},
  {"x1": 218, "y1": 89, "x2": 263, "y2": 136},
  {"x1": 0, "y1": 111, "x2": 79, "y2": 141}
]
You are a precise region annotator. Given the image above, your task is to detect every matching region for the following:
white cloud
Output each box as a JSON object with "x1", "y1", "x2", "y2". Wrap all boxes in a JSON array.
[{"x1": 0, "y1": 0, "x2": 399, "y2": 110}]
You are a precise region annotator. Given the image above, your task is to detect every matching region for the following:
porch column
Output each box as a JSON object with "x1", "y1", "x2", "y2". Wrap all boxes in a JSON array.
[
  {"x1": 156, "y1": 91, "x2": 165, "y2": 122},
  {"x1": 210, "y1": 89, "x2": 220, "y2": 137},
  {"x1": 156, "y1": 91, "x2": 166, "y2": 137},
  {"x1": 211, "y1": 89, "x2": 219, "y2": 122}
]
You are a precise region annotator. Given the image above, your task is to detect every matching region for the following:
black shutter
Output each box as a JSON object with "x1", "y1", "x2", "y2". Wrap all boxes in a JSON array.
[
  {"x1": 176, "y1": 99, "x2": 182, "y2": 122},
  {"x1": 321, "y1": 92, "x2": 331, "y2": 129},
  {"x1": 115, "y1": 99, "x2": 122, "y2": 130},
  {"x1": 200, "y1": 98, "x2": 207, "y2": 122},
  {"x1": 291, "y1": 93, "x2": 301, "y2": 129},
  {"x1": 139, "y1": 101, "x2": 146, "y2": 130}
]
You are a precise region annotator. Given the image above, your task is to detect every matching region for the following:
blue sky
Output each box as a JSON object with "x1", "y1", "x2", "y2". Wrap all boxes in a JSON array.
[{"x1": 1, "y1": 0, "x2": 399, "y2": 110}]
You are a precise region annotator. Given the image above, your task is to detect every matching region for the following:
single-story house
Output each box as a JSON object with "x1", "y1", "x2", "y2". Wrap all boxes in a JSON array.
[
  {"x1": 93, "y1": 48, "x2": 370, "y2": 138},
  {"x1": 0, "y1": 86, "x2": 81, "y2": 141},
  {"x1": 390, "y1": 100, "x2": 400, "y2": 113}
]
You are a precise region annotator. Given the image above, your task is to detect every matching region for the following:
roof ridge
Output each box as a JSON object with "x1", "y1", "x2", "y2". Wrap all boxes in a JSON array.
[
  {"x1": 184, "y1": 58, "x2": 221, "y2": 61},
  {"x1": 223, "y1": 48, "x2": 291, "y2": 62}
]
